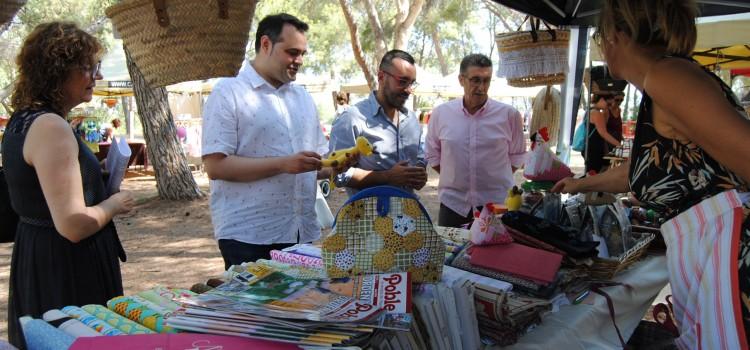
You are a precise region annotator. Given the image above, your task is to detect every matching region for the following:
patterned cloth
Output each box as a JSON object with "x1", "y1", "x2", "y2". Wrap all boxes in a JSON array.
[
  {"x1": 660, "y1": 191, "x2": 749, "y2": 349},
  {"x1": 106, "y1": 296, "x2": 177, "y2": 333},
  {"x1": 82, "y1": 304, "x2": 155, "y2": 335},
  {"x1": 62, "y1": 305, "x2": 124, "y2": 336},
  {"x1": 323, "y1": 191, "x2": 444, "y2": 282}
]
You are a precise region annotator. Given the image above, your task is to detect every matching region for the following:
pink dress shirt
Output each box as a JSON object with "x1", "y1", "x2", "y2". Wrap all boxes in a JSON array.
[{"x1": 425, "y1": 98, "x2": 526, "y2": 216}]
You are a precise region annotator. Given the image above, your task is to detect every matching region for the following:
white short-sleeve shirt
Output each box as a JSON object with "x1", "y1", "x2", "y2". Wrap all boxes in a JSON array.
[{"x1": 201, "y1": 63, "x2": 328, "y2": 245}]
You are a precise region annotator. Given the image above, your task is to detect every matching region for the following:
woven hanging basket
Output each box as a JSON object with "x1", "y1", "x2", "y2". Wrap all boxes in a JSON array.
[
  {"x1": 495, "y1": 26, "x2": 570, "y2": 88},
  {"x1": 106, "y1": 0, "x2": 256, "y2": 88},
  {"x1": 0, "y1": 0, "x2": 26, "y2": 27}
]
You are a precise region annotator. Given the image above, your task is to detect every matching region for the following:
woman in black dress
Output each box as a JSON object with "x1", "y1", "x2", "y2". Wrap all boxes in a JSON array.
[
  {"x1": 2, "y1": 22, "x2": 133, "y2": 347},
  {"x1": 585, "y1": 93, "x2": 620, "y2": 173}
]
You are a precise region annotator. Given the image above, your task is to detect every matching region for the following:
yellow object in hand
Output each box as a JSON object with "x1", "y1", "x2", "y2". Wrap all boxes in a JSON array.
[
  {"x1": 505, "y1": 185, "x2": 523, "y2": 211},
  {"x1": 322, "y1": 136, "x2": 374, "y2": 190},
  {"x1": 322, "y1": 136, "x2": 374, "y2": 168}
]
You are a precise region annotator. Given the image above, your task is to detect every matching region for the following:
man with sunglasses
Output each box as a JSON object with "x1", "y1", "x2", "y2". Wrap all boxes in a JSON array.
[
  {"x1": 425, "y1": 54, "x2": 526, "y2": 228},
  {"x1": 329, "y1": 49, "x2": 427, "y2": 196}
]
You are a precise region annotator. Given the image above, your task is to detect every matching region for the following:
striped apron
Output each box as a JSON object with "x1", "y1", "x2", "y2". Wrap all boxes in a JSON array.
[{"x1": 660, "y1": 190, "x2": 749, "y2": 349}]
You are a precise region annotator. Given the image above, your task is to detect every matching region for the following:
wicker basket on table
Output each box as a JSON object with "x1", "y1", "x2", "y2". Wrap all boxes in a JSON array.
[
  {"x1": 0, "y1": 0, "x2": 26, "y2": 27},
  {"x1": 587, "y1": 231, "x2": 656, "y2": 280},
  {"x1": 495, "y1": 18, "x2": 569, "y2": 88},
  {"x1": 106, "y1": 0, "x2": 256, "y2": 88}
]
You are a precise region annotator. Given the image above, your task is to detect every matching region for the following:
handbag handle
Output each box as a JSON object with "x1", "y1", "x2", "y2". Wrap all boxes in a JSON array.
[
  {"x1": 152, "y1": 0, "x2": 230, "y2": 28},
  {"x1": 520, "y1": 16, "x2": 559, "y2": 43}
]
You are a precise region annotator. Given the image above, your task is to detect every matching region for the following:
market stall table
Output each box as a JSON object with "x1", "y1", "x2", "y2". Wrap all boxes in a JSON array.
[
  {"x1": 502, "y1": 254, "x2": 668, "y2": 349},
  {"x1": 95, "y1": 141, "x2": 148, "y2": 169}
]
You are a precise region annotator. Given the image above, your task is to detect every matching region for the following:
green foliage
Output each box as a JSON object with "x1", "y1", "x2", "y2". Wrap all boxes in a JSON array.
[{"x1": 0, "y1": 0, "x2": 120, "y2": 114}]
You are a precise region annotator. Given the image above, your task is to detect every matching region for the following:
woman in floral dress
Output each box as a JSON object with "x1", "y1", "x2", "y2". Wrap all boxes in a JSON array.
[{"x1": 553, "y1": 0, "x2": 750, "y2": 348}]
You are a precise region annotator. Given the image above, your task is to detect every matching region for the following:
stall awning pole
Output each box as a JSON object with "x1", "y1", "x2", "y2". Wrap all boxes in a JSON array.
[{"x1": 557, "y1": 26, "x2": 590, "y2": 164}]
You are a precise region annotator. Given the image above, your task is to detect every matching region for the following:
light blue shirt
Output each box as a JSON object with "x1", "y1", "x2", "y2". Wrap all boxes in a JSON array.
[{"x1": 328, "y1": 92, "x2": 425, "y2": 196}]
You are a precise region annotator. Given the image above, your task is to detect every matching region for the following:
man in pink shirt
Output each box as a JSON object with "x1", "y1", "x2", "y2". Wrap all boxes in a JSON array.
[{"x1": 425, "y1": 54, "x2": 526, "y2": 227}]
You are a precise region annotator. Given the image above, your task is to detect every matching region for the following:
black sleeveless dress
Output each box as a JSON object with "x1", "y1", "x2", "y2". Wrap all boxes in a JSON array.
[
  {"x1": 2, "y1": 109, "x2": 126, "y2": 348},
  {"x1": 584, "y1": 108, "x2": 610, "y2": 173}
]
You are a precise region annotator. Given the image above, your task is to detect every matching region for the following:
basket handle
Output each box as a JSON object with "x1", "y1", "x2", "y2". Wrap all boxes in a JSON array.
[
  {"x1": 527, "y1": 17, "x2": 559, "y2": 42},
  {"x1": 153, "y1": 0, "x2": 169, "y2": 27},
  {"x1": 152, "y1": 0, "x2": 230, "y2": 27}
]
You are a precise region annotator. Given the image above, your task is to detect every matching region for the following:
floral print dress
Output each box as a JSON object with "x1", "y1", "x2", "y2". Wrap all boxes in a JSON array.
[{"x1": 628, "y1": 56, "x2": 750, "y2": 339}]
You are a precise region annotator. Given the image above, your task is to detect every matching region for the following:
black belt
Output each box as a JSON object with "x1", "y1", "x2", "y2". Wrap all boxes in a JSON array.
[{"x1": 19, "y1": 216, "x2": 55, "y2": 228}]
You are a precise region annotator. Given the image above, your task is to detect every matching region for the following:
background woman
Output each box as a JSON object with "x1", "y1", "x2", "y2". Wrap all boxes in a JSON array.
[
  {"x1": 585, "y1": 93, "x2": 620, "y2": 173},
  {"x1": 553, "y1": 0, "x2": 750, "y2": 347},
  {"x1": 2, "y1": 22, "x2": 133, "y2": 347}
]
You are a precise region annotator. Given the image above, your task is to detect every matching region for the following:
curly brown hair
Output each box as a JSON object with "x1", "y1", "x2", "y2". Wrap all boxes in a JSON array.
[{"x1": 11, "y1": 21, "x2": 102, "y2": 114}]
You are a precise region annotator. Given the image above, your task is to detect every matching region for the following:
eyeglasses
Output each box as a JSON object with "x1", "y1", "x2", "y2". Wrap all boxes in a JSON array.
[
  {"x1": 382, "y1": 70, "x2": 418, "y2": 89},
  {"x1": 82, "y1": 61, "x2": 101, "y2": 79},
  {"x1": 463, "y1": 76, "x2": 492, "y2": 86}
]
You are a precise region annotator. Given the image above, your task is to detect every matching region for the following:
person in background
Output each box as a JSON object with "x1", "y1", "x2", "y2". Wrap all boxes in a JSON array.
[
  {"x1": 334, "y1": 91, "x2": 350, "y2": 116},
  {"x1": 584, "y1": 93, "x2": 620, "y2": 173},
  {"x1": 425, "y1": 54, "x2": 525, "y2": 227},
  {"x1": 2, "y1": 22, "x2": 133, "y2": 348},
  {"x1": 101, "y1": 118, "x2": 122, "y2": 142},
  {"x1": 607, "y1": 92, "x2": 624, "y2": 144},
  {"x1": 328, "y1": 49, "x2": 427, "y2": 196},
  {"x1": 553, "y1": 0, "x2": 750, "y2": 347},
  {"x1": 202, "y1": 14, "x2": 334, "y2": 269}
]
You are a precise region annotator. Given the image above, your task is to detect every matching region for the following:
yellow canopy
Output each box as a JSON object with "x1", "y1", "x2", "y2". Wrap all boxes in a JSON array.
[{"x1": 693, "y1": 45, "x2": 750, "y2": 70}]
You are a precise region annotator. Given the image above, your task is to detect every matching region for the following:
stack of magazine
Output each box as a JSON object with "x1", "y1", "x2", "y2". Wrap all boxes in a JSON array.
[{"x1": 167, "y1": 260, "x2": 413, "y2": 347}]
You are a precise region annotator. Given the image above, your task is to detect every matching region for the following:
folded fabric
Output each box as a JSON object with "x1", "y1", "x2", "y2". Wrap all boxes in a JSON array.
[
  {"x1": 501, "y1": 211, "x2": 599, "y2": 259},
  {"x1": 62, "y1": 306, "x2": 124, "y2": 336},
  {"x1": 107, "y1": 296, "x2": 177, "y2": 333},
  {"x1": 68, "y1": 333, "x2": 300, "y2": 350},
  {"x1": 137, "y1": 288, "x2": 182, "y2": 313},
  {"x1": 469, "y1": 243, "x2": 563, "y2": 285},
  {"x1": 82, "y1": 304, "x2": 155, "y2": 335},
  {"x1": 19, "y1": 316, "x2": 75, "y2": 350},
  {"x1": 129, "y1": 295, "x2": 173, "y2": 317},
  {"x1": 42, "y1": 309, "x2": 101, "y2": 338},
  {"x1": 270, "y1": 250, "x2": 323, "y2": 269}
]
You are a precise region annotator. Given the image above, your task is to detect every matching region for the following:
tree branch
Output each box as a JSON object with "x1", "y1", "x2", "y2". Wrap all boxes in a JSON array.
[
  {"x1": 393, "y1": 0, "x2": 425, "y2": 50},
  {"x1": 338, "y1": 0, "x2": 376, "y2": 90},
  {"x1": 360, "y1": 0, "x2": 387, "y2": 60}
]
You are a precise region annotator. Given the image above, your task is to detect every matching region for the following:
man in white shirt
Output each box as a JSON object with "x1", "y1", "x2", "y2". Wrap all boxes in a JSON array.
[{"x1": 201, "y1": 14, "x2": 331, "y2": 269}]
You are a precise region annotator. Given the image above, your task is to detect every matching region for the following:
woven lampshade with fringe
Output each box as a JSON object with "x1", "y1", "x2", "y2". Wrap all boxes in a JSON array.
[
  {"x1": 530, "y1": 86, "x2": 561, "y2": 145},
  {"x1": 0, "y1": 0, "x2": 26, "y2": 27},
  {"x1": 495, "y1": 29, "x2": 569, "y2": 88},
  {"x1": 106, "y1": 0, "x2": 256, "y2": 88}
]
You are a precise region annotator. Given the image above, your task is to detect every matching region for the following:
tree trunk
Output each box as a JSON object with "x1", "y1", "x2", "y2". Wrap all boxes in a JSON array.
[
  {"x1": 124, "y1": 46, "x2": 203, "y2": 200},
  {"x1": 431, "y1": 29, "x2": 450, "y2": 76},
  {"x1": 392, "y1": 0, "x2": 425, "y2": 50},
  {"x1": 361, "y1": 0, "x2": 387, "y2": 62},
  {"x1": 339, "y1": 0, "x2": 376, "y2": 91}
]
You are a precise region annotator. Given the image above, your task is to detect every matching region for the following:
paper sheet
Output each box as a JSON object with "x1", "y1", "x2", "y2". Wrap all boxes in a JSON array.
[{"x1": 105, "y1": 136, "x2": 131, "y2": 196}]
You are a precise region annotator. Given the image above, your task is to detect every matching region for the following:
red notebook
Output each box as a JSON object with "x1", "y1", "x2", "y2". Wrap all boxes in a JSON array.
[{"x1": 468, "y1": 243, "x2": 563, "y2": 285}]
